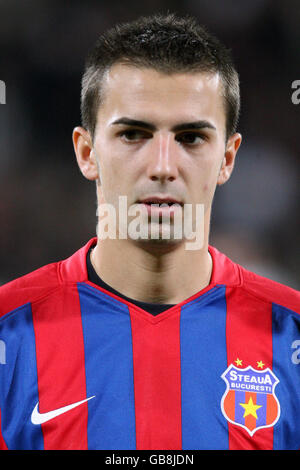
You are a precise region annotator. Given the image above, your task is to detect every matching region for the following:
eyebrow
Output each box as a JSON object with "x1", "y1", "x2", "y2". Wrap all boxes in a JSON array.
[{"x1": 111, "y1": 117, "x2": 216, "y2": 132}]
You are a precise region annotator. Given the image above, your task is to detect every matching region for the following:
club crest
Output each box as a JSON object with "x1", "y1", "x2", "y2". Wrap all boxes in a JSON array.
[{"x1": 221, "y1": 364, "x2": 280, "y2": 436}]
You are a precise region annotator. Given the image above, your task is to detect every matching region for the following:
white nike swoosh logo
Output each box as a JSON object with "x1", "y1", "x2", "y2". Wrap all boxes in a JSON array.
[{"x1": 31, "y1": 396, "x2": 95, "y2": 425}]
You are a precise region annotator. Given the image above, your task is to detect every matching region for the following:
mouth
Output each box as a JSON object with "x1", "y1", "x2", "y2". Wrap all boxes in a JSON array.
[
  {"x1": 137, "y1": 197, "x2": 183, "y2": 206},
  {"x1": 136, "y1": 196, "x2": 183, "y2": 219}
]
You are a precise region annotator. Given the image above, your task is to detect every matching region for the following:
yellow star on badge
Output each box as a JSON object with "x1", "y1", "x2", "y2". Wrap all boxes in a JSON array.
[
  {"x1": 239, "y1": 397, "x2": 262, "y2": 419},
  {"x1": 234, "y1": 358, "x2": 243, "y2": 367},
  {"x1": 257, "y1": 360, "x2": 265, "y2": 369}
]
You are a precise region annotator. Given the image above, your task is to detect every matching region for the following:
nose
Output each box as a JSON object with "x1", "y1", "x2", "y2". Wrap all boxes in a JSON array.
[{"x1": 146, "y1": 133, "x2": 179, "y2": 183}]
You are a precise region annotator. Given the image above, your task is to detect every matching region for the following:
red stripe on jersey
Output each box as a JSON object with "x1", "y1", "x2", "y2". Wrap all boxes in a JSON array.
[
  {"x1": 130, "y1": 307, "x2": 182, "y2": 450},
  {"x1": 0, "y1": 409, "x2": 8, "y2": 450},
  {"x1": 225, "y1": 286, "x2": 273, "y2": 450},
  {"x1": 266, "y1": 393, "x2": 278, "y2": 425},
  {"x1": 223, "y1": 390, "x2": 235, "y2": 422},
  {"x1": 32, "y1": 286, "x2": 88, "y2": 450}
]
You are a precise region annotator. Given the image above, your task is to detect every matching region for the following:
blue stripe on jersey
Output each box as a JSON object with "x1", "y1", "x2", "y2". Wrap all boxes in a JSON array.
[
  {"x1": 272, "y1": 303, "x2": 300, "y2": 450},
  {"x1": 180, "y1": 286, "x2": 228, "y2": 450},
  {"x1": 256, "y1": 392, "x2": 267, "y2": 428},
  {"x1": 235, "y1": 390, "x2": 245, "y2": 425},
  {"x1": 77, "y1": 283, "x2": 136, "y2": 450},
  {"x1": 0, "y1": 304, "x2": 44, "y2": 450}
]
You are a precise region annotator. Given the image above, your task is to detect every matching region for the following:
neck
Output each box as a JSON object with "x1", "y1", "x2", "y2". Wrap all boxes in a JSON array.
[{"x1": 91, "y1": 216, "x2": 213, "y2": 305}]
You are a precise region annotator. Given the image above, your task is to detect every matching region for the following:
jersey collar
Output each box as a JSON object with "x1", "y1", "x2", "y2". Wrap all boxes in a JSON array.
[{"x1": 59, "y1": 237, "x2": 241, "y2": 288}]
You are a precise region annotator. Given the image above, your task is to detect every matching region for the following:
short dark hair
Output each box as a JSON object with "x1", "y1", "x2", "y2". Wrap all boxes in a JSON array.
[{"x1": 81, "y1": 13, "x2": 240, "y2": 141}]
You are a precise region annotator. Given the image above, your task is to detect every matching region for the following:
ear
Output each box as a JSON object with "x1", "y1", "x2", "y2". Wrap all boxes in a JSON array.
[
  {"x1": 72, "y1": 126, "x2": 99, "y2": 181},
  {"x1": 217, "y1": 132, "x2": 242, "y2": 186}
]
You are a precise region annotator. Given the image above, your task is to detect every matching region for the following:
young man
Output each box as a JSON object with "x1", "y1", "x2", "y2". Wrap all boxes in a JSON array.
[{"x1": 0, "y1": 13, "x2": 299, "y2": 450}]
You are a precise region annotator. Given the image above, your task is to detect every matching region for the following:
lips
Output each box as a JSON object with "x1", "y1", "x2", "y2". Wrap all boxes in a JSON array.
[
  {"x1": 138, "y1": 196, "x2": 183, "y2": 206},
  {"x1": 136, "y1": 196, "x2": 183, "y2": 219}
]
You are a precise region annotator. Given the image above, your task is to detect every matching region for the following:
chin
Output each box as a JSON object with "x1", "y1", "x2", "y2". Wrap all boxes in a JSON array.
[{"x1": 130, "y1": 232, "x2": 184, "y2": 254}]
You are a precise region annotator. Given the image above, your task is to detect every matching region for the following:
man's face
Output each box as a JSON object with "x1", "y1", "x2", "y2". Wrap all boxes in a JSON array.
[{"x1": 79, "y1": 64, "x2": 241, "y2": 244}]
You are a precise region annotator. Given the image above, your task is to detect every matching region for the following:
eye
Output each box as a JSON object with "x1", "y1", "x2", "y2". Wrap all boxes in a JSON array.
[
  {"x1": 119, "y1": 129, "x2": 151, "y2": 142},
  {"x1": 175, "y1": 132, "x2": 206, "y2": 145}
]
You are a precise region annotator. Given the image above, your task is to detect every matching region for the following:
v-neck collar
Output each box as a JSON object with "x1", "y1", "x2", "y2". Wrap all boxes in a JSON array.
[{"x1": 58, "y1": 237, "x2": 241, "y2": 320}]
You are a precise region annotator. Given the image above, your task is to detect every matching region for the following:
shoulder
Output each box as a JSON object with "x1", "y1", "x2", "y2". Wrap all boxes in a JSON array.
[
  {"x1": 239, "y1": 264, "x2": 300, "y2": 314},
  {"x1": 0, "y1": 237, "x2": 96, "y2": 319},
  {"x1": 210, "y1": 244, "x2": 300, "y2": 314},
  {"x1": 0, "y1": 262, "x2": 61, "y2": 318}
]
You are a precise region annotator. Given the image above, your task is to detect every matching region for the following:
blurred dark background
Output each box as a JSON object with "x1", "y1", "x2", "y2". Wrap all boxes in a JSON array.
[{"x1": 0, "y1": 0, "x2": 299, "y2": 289}]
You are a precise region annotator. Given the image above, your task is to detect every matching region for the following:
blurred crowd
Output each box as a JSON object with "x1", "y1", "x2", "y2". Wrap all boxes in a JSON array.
[{"x1": 0, "y1": 0, "x2": 299, "y2": 289}]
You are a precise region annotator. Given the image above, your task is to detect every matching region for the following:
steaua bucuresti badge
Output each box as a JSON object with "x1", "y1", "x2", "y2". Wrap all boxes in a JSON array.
[{"x1": 221, "y1": 364, "x2": 280, "y2": 436}]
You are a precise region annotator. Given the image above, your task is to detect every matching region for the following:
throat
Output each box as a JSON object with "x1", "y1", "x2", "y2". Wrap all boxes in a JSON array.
[{"x1": 91, "y1": 240, "x2": 212, "y2": 305}]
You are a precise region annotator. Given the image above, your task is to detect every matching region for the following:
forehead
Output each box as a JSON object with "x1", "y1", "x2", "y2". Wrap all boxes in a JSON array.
[{"x1": 97, "y1": 63, "x2": 226, "y2": 130}]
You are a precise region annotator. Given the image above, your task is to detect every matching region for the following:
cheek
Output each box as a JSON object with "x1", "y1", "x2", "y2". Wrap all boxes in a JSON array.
[
  {"x1": 194, "y1": 162, "x2": 219, "y2": 191},
  {"x1": 192, "y1": 163, "x2": 220, "y2": 205},
  {"x1": 101, "y1": 156, "x2": 133, "y2": 204},
  {"x1": 100, "y1": 149, "x2": 122, "y2": 182}
]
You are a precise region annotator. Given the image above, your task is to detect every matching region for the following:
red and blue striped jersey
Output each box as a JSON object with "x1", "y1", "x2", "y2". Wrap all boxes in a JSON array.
[{"x1": 0, "y1": 237, "x2": 299, "y2": 450}]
